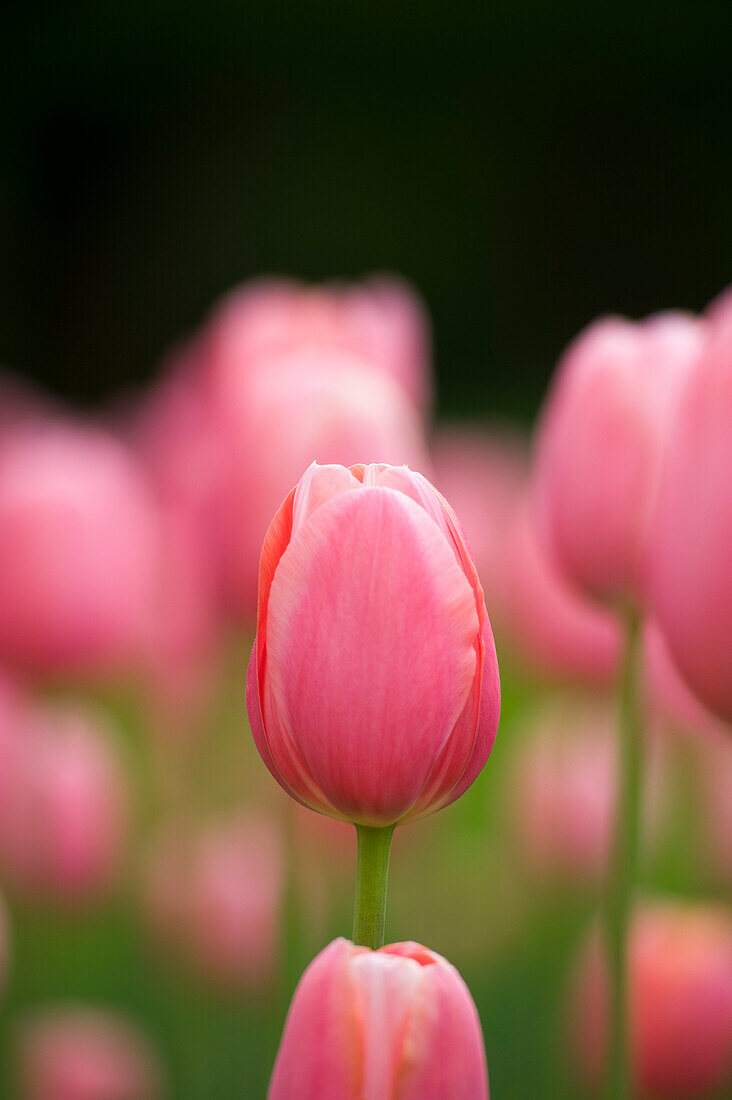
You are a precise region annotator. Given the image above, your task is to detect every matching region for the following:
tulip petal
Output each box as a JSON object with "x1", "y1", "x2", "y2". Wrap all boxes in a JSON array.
[
  {"x1": 268, "y1": 939, "x2": 365, "y2": 1099},
  {"x1": 265, "y1": 487, "x2": 478, "y2": 823}
]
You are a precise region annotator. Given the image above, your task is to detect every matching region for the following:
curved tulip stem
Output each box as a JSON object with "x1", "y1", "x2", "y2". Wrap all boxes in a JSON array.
[
  {"x1": 607, "y1": 611, "x2": 644, "y2": 1100},
  {"x1": 352, "y1": 824, "x2": 395, "y2": 950}
]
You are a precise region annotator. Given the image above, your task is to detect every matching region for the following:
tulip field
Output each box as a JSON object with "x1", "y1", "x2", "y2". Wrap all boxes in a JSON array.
[{"x1": 0, "y1": 275, "x2": 730, "y2": 1100}]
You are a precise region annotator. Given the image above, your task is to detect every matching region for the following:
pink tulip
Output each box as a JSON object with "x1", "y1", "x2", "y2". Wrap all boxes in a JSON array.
[
  {"x1": 0, "y1": 420, "x2": 157, "y2": 676},
  {"x1": 268, "y1": 937, "x2": 488, "y2": 1099},
  {"x1": 645, "y1": 307, "x2": 732, "y2": 722},
  {"x1": 142, "y1": 504, "x2": 219, "y2": 732},
  {"x1": 569, "y1": 902, "x2": 732, "y2": 1098},
  {"x1": 144, "y1": 813, "x2": 282, "y2": 990},
  {"x1": 501, "y1": 498, "x2": 621, "y2": 684},
  {"x1": 512, "y1": 704, "x2": 618, "y2": 883},
  {"x1": 204, "y1": 275, "x2": 432, "y2": 411},
  {"x1": 533, "y1": 311, "x2": 705, "y2": 606},
  {"x1": 643, "y1": 622, "x2": 726, "y2": 741},
  {"x1": 0, "y1": 704, "x2": 128, "y2": 903},
  {"x1": 431, "y1": 424, "x2": 528, "y2": 632},
  {"x1": 247, "y1": 462, "x2": 500, "y2": 826},
  {"x1": 217, "y1": 348, "x2": 429, "y2": 618},
  {"x1": 17, "y1": 1008, "x2": 163, "y2": 1100},
  {"x1": 432, "y1": 426, "x2": 620, "y2": 683}
]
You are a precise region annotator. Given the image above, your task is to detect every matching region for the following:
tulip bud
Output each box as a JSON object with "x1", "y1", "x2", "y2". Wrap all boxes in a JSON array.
[
  {"x1": 144, "y1": 812, "x2": 283, "y2": 991},
  {"x1": 568, "y1": 902, "x2": 732, "y2": 1098},
  {"x1": 268, "y1": 937, "x2": 488, "y2": 1099},
  {"x1": 646, "y1": 307, "x2": 732, "y2": 723},
  {"x1": 17, "y1": 1008, "x2": 163, "y2": 1100},
  {"x1": 0, "y1": 420, "x2": 157, "y2": 676},
  {"x1": 533, "y1": 312, "x2": 705, "y2": 606},
  {"x1": 204, "y1": 275, "x2": 432, "y2": 412},
  {"x1": 512, "y1": 704, "x2": 618, "y2": 883},
  {"x1": 0, "y1": 704, "x2": 128, "y2": 904},
  {"x1": 246, "y1": 462, "x2": 500, "y2": 826}
]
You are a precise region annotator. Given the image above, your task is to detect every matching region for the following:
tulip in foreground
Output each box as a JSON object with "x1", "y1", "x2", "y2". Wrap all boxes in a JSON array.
[
  {"x1": 247, "y1": 461, "x2": 500, "y2": 947},
  {"x1": 247, "y1": 461, "x2": 500, "y2": 828},
  {"x1": 268, "y1": 937, "x2": 488, "y2": 1099},
  {"x1": 569, "y1": 902, "x2": 732, "y2": 1098}
]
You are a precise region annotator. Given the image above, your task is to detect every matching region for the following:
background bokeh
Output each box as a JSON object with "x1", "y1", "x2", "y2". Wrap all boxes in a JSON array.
[{"x1": 2, "y1": 1, "x2": 732, "y2": 419}]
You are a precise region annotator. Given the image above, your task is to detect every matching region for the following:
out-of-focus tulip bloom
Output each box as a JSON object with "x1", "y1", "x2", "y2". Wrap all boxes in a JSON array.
[
  {"x1": 512, "y1": 705, "x2": 618, "y2": 883},
  {"x1": 644, "y1": 622, "x2": 726, "y2": 740},
  {"x1": 569, "y1": 902, "x2": 732, "y2": 1098},
  {"x1": 0, "y1": 705, "x2": 128, "y2": 903},
  {"x1": 144, "y1": 813, "x2": 282, "y2": 991},
  {"x1": 143, "y1": 505, "x2": 219, "y2": 733},
  {"x1": 533, "y1": 312, "x2": 705, "y2": 606},
  {"x1": 17, "y1": 1008, "x2": 163, "y2": 1100},
  {"x1": 0, "y1": 421, "x2": 157, "y2": 676},
  {"x1": 217, "y1": 349, "x2": 429, "y2": 617},
  {"x1": 268, "y1": 937, "x2": 488, "y2": 1099},
  {"x1": 646, "y1": 309, "x2": 732, "y2": 722},
  {"x1": 431, "y1": 424, "x2": 528, "y2": 630},
  {"x1": 247, "y1": 462, "x2": 500, "y2": 826},
  {"x1": 432, "y1": 426, "x2": 620, "y2": 684},
  {"x1": 204, "y1": 275, "x2": 432, "y2": 412},
  {"x1": 501, "y1": 499, "x2": 621, "y2": 684}
]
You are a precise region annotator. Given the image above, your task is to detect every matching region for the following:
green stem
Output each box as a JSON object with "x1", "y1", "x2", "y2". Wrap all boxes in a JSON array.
[
  {"x1": 606, "y1": 611, "x2": 643, "y2": 1100},
  {"x1": 352, "y1": 824, "x2": 395, "y2": 950}
]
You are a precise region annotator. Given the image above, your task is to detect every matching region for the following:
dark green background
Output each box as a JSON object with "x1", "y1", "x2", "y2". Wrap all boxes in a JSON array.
[{"x1": 1, "y1": 1, "x2": 730, "y2": 420}]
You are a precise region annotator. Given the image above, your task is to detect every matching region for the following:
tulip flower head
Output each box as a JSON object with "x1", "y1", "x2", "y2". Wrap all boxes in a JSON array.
[
  {"x1": 0, "y1": 704, "x2": 128, "y2": 904},
  {"x1": 247, "y1": 462, "x2": 500, "y2": 826},
  {"x1": 646, "y1": 307, "x2": 732, "y2": 723},
  {"x1": 0, "y1": 421, "x2": 157, "y2": 676},
  {"x1": 268, "y1": 937, "x2": 488, "y2": 1099},
  {"x1": 569, "y1": 902, "x2": 732, "y2": 1098},
  {"x1": 204, "y1": 274, "x2": 432, "y2": 412},
  {"x1": 533, "y1": 311, "x2": 705, "y2": 607},
  {"x1": 17, "y1": 1008, "x2": 163, "y2": 1100}
]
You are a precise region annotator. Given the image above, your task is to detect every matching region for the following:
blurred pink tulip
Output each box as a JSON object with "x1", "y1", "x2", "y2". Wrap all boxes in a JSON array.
[
  {"x1": 431, "y1": 424, "x2": 528, "y2": 630},
  {"x1": 432, "y1": 425, "x2": 620, "y2": 683},
  {"x1": 204, "y1": 275, "x2": 432, "y2": 412},
  {"x1": 501, "y1": 499, "x2": 621, "y2": 683},
  {"x1": 0, "y1": 704, "x2": 128, "y2": 903},
  {"x1": 247, "y1": 462, "x2": 500, "y2": 826},
  {"x1": 216, "y1": 348, "x2": 429, "y2": 618},
  {"x1": 0, "y1": 420, "x2": 157, "y2": 676},
  {"x1": 569, "y1": 902, "x2": 732, "y2": 1098},
  {"x1": 142, "y1": 504, "x2": 219, "y2": 732},
  {"x1": 645, "y1": 307, "x2": 732, "y2": 723},
  {"x1": 18, "y1": 1008, "x2": 163, "y2": 1100},
  {"x1": 144, "y1": 813, "x2": 282, "y2": 991},
  {"x1": 512, "y1": 705, "x2": 618, "y2": 883},
  {"x1": 644, "y1": 622, "x2": 726, "y2": 740},
  {"x1": 533, "y1": 311, "x2": 705, "y2": 606},
  {"x1": 268, "y1": 937, "x2": 488, "y2": 1099}
]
